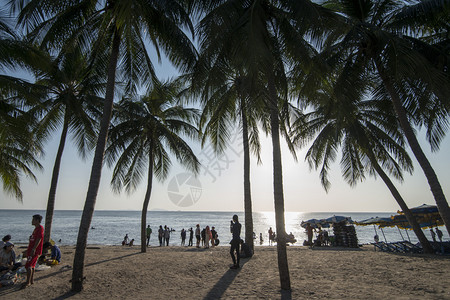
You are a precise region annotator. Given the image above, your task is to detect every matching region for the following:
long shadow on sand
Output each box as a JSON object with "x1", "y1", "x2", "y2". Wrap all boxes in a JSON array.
[
  {"x1": 0, "y1": 251, "x2": 141, "y2": 299},
  {"x1": 203, "y1": 258, "x2": 250, "y2": 300}
]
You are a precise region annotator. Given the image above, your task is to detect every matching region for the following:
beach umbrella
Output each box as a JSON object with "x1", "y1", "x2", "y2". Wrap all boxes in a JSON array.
[
  {"x1": 300, "y1": 219, "x2": 322, "y2": 228},
  {"x1": 397, "y1": 204, "x2": 438, "y2": 215},
  {"x1": 322, "y1": 215, "x2": 353, "y2": 224},
  {"x1": 355, "y1": 217, "x2": 393, "y2": 243}
]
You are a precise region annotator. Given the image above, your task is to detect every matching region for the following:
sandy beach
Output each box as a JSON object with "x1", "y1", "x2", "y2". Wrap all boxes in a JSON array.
[{"x1": 1, "y1": 245, "x2": 449, "y2": 299}]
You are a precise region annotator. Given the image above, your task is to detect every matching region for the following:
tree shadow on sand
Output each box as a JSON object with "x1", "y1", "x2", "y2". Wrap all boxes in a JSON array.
[
  {"x1": 0, "y1": 252, "x2": 141, "y2": 298},
  {"x1": 203, "y1": 258, "x2": 250, "y2": 300}
]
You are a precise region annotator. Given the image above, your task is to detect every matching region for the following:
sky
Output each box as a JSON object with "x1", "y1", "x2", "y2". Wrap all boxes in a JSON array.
[{"x1": 1, "y1": 8, "x2": 450, "y2": 213}]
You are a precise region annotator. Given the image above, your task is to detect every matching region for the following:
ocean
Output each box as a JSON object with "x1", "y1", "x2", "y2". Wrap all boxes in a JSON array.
[{"x1": 0, "y1": 210, "x2": 437, "y2": 246}]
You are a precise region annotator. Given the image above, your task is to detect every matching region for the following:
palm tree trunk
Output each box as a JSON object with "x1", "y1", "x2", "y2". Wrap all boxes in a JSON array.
[
  {"x1": 71, "y1": 29, "x2": 121, "y2": 293},
  {"x1": 44, "y1": 111, "x2": 69, "y2": 243},
  {"x1": 370, "y1": 156, "x2": 434, "y2": 253},
  {"x1": 241, "y1": 101, "x2": 254, "y2": 253},
  {"x1": 376, "y1": 62, "x2": 450, "y2": 235},
  {"x1": 268, "y1": 75, "x2": 291, "y2": 291},
  {"x1": 141, "y1": 147, "x2": 154, "y2": 253}
]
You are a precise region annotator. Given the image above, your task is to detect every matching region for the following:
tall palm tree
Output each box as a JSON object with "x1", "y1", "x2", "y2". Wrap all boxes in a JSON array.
[
  {"x1": 291, "y1": 76, "x2": 434, "y2": 253},
  {"x1": 32, "y1": 48, "x2": 103, "y2": 243},
  {"x1": 321, "y1": 0, "x2": 450, "y2": 234},
  {"x1": 14, "y1": 0, "x2": 197, "y2": 291},
  {"x1": 194, "y1": 0, "x2": 333, "y2": 290},
  {"x1": 190, "y1": 60, "x2": 264, "y2": 254},
  {"x1": 106, "y1": 79, "x2": 200, "y2": 253}
]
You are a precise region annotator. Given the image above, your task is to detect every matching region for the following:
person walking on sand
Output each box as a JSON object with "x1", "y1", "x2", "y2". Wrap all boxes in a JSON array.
[
  {"x1": 22, "y1": 214, "x2": 44, "y2": 289},
  {"x1": 195, "y1": 224, "x2": 201, "y2": 248},
  {"x1": 146, "y1": 225, "x2": 152, "y2": 247},
  {"x1": 188, "y1": 227, "x2": 193, "y2": 246},
  {"x1": 230, "y1": 214, "x2": 242, "y2": 269}
]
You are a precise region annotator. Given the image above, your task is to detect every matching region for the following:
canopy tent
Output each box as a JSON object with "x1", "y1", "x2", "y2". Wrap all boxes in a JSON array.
[
  {"x1": 322, "y1": 215, "x2": 353, "y2": 225},
  {"x1": 395, "y1": 204, "x2": 443, "y2": 229},
  {"x1": 300, "y1": 219, "x2": 324, "y2": 229}
]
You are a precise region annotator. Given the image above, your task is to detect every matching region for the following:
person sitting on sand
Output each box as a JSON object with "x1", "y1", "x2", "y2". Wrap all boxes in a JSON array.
[
  {"x1": 129, "y1": 239, "x2": 134, "y2": 247},
  {"x1": 240, "y1": 239, "x2": 253, "y2": 258},
  {"x1": 0, "y1": 242, "x2": 21, "y2": 272},
  {"x1": 0, "y1": 235, "x2": 11, "y2": 249},
  {"x1": 41, "y1": 242, "x2": 61, "y2": 265},
  {"x1": 122, "y1": 234, "x2": 129, "y2": 246}
]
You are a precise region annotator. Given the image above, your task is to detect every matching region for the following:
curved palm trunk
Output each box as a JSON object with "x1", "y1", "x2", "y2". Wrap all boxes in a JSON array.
[
  {"x1": 268, "y1": 76, "x2": 291, "y2": 291},
  {"x1": 376, "y1": 62, "x2": 450, "y2": 235},
  {"x1": 370, "y1": 157, "x2": 434, "y2": 253},
  {"x1": 241, "y1": 103, "x2": 254, "y2": 253},
  {"x1": 71, "y1": 30, "x2": 121, "y2": 292},
  {"x1": 141, "y1": 148, "x2": 154, "y2": 253},
  {"x1": 44, "y1": 111, "x2": 69, "y2": 243}
]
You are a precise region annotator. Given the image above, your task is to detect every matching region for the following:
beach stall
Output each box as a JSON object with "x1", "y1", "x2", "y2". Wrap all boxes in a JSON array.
[{"x1": 322, "y1": 216, "x2": 356, "y2": 248}]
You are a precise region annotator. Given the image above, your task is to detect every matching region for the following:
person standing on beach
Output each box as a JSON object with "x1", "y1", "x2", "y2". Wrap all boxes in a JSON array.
[
  {"x1": 158, "y1": 225, "x2": 164, "y2": 247},
  {"x1": 211, "y1": 226, "x2": 217, "y2": 248},
  {"x1": 430, "y1": 228, "x2": 437, "y2": 243},
  {"x1": 230, "y1": 214, "x2": 242, "y2": 269},
  {"x1": 268, "y1": 227, "x2": 274, "y2": 246},
  {"x1": 195, "y1": 224, "x2": 201, "y2": 248},
  {"x1": 23, "y1": 214, "x2": 44, "y2": 288},
  {"x1": 146, "y1": 225, "x2": 152, "y2": 247},
  {"x1": 306, "y1": 223, "x2": 313, "y2": 246},
  {"x1": 435, "y1": 227, "x2": 443, "y2": 243},
  {"x1": 164, "y1": 225, "x2": 170, "y2": 246},
  {"x1": 181, "y1": 229, "x2": 186, "y2": 246},
  {"x1": 205, "y1": 226, "x2": 211, "y2": 249},
  {"x1": 188, "y1": 227, "x2": 194, "y2": 247}
]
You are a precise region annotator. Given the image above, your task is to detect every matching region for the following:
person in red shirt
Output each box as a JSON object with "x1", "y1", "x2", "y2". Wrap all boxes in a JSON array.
[{"x1": 22, "y1": 214, "x2": 44, "y2": 288}]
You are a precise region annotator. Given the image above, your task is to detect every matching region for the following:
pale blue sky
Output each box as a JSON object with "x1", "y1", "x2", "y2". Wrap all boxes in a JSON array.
[{"x1": 1, "y1": 5, "x2": 449, "y2": 212}]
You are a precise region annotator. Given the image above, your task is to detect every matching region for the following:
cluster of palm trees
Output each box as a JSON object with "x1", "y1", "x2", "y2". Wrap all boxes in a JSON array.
[{"x1": 1, "y1": 0, "x2": 449, "y2": 293}]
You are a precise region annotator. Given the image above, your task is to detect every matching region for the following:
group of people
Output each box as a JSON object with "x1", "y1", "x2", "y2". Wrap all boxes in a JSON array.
[
  {"x1": 430, "y1": 227, "x2": 444, "y2": 243},
  {"x1": 1, "y1": 214, "x2": 62, "y2": 289}
]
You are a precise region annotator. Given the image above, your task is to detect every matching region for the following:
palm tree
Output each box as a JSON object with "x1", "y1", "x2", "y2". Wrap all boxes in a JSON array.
[
  {"x1": 32, "y1": 48, "x2": 103, "y2": 243},
  {"x1": 321, "y1": 0, "x2": 450, "y2": 234},
  {"x1": 14, "y1": 0, "x2": 197, "y2": 291},
  {"x1": 0, "y1": 9, "x2": 43, "y2": 200},
  {"x1": 106, "y1": 79, "x2": 200, "y2": 253},
  {"x1": 190, "y1": 60, "x2": 264, "y2": 254},
  {"x1": 194, "y1": 0, "x2": 333, "y2": 290},
  {"x1": 290, "y1": 76, "x2": 434, "y2": 253},
  {"x1": 0, "y1": 92, "x2": 43, "y2": 200}
]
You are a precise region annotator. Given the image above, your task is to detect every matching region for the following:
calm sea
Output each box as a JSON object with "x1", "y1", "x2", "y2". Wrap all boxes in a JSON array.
[{"x1": 0, "y1": 210, "x2": 438, "y2": 246}]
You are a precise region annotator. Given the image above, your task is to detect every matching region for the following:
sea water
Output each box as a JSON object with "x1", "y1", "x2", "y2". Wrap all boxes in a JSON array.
[{"x1": 0, "y1": 210, "x2": 439, "y2": 246}]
